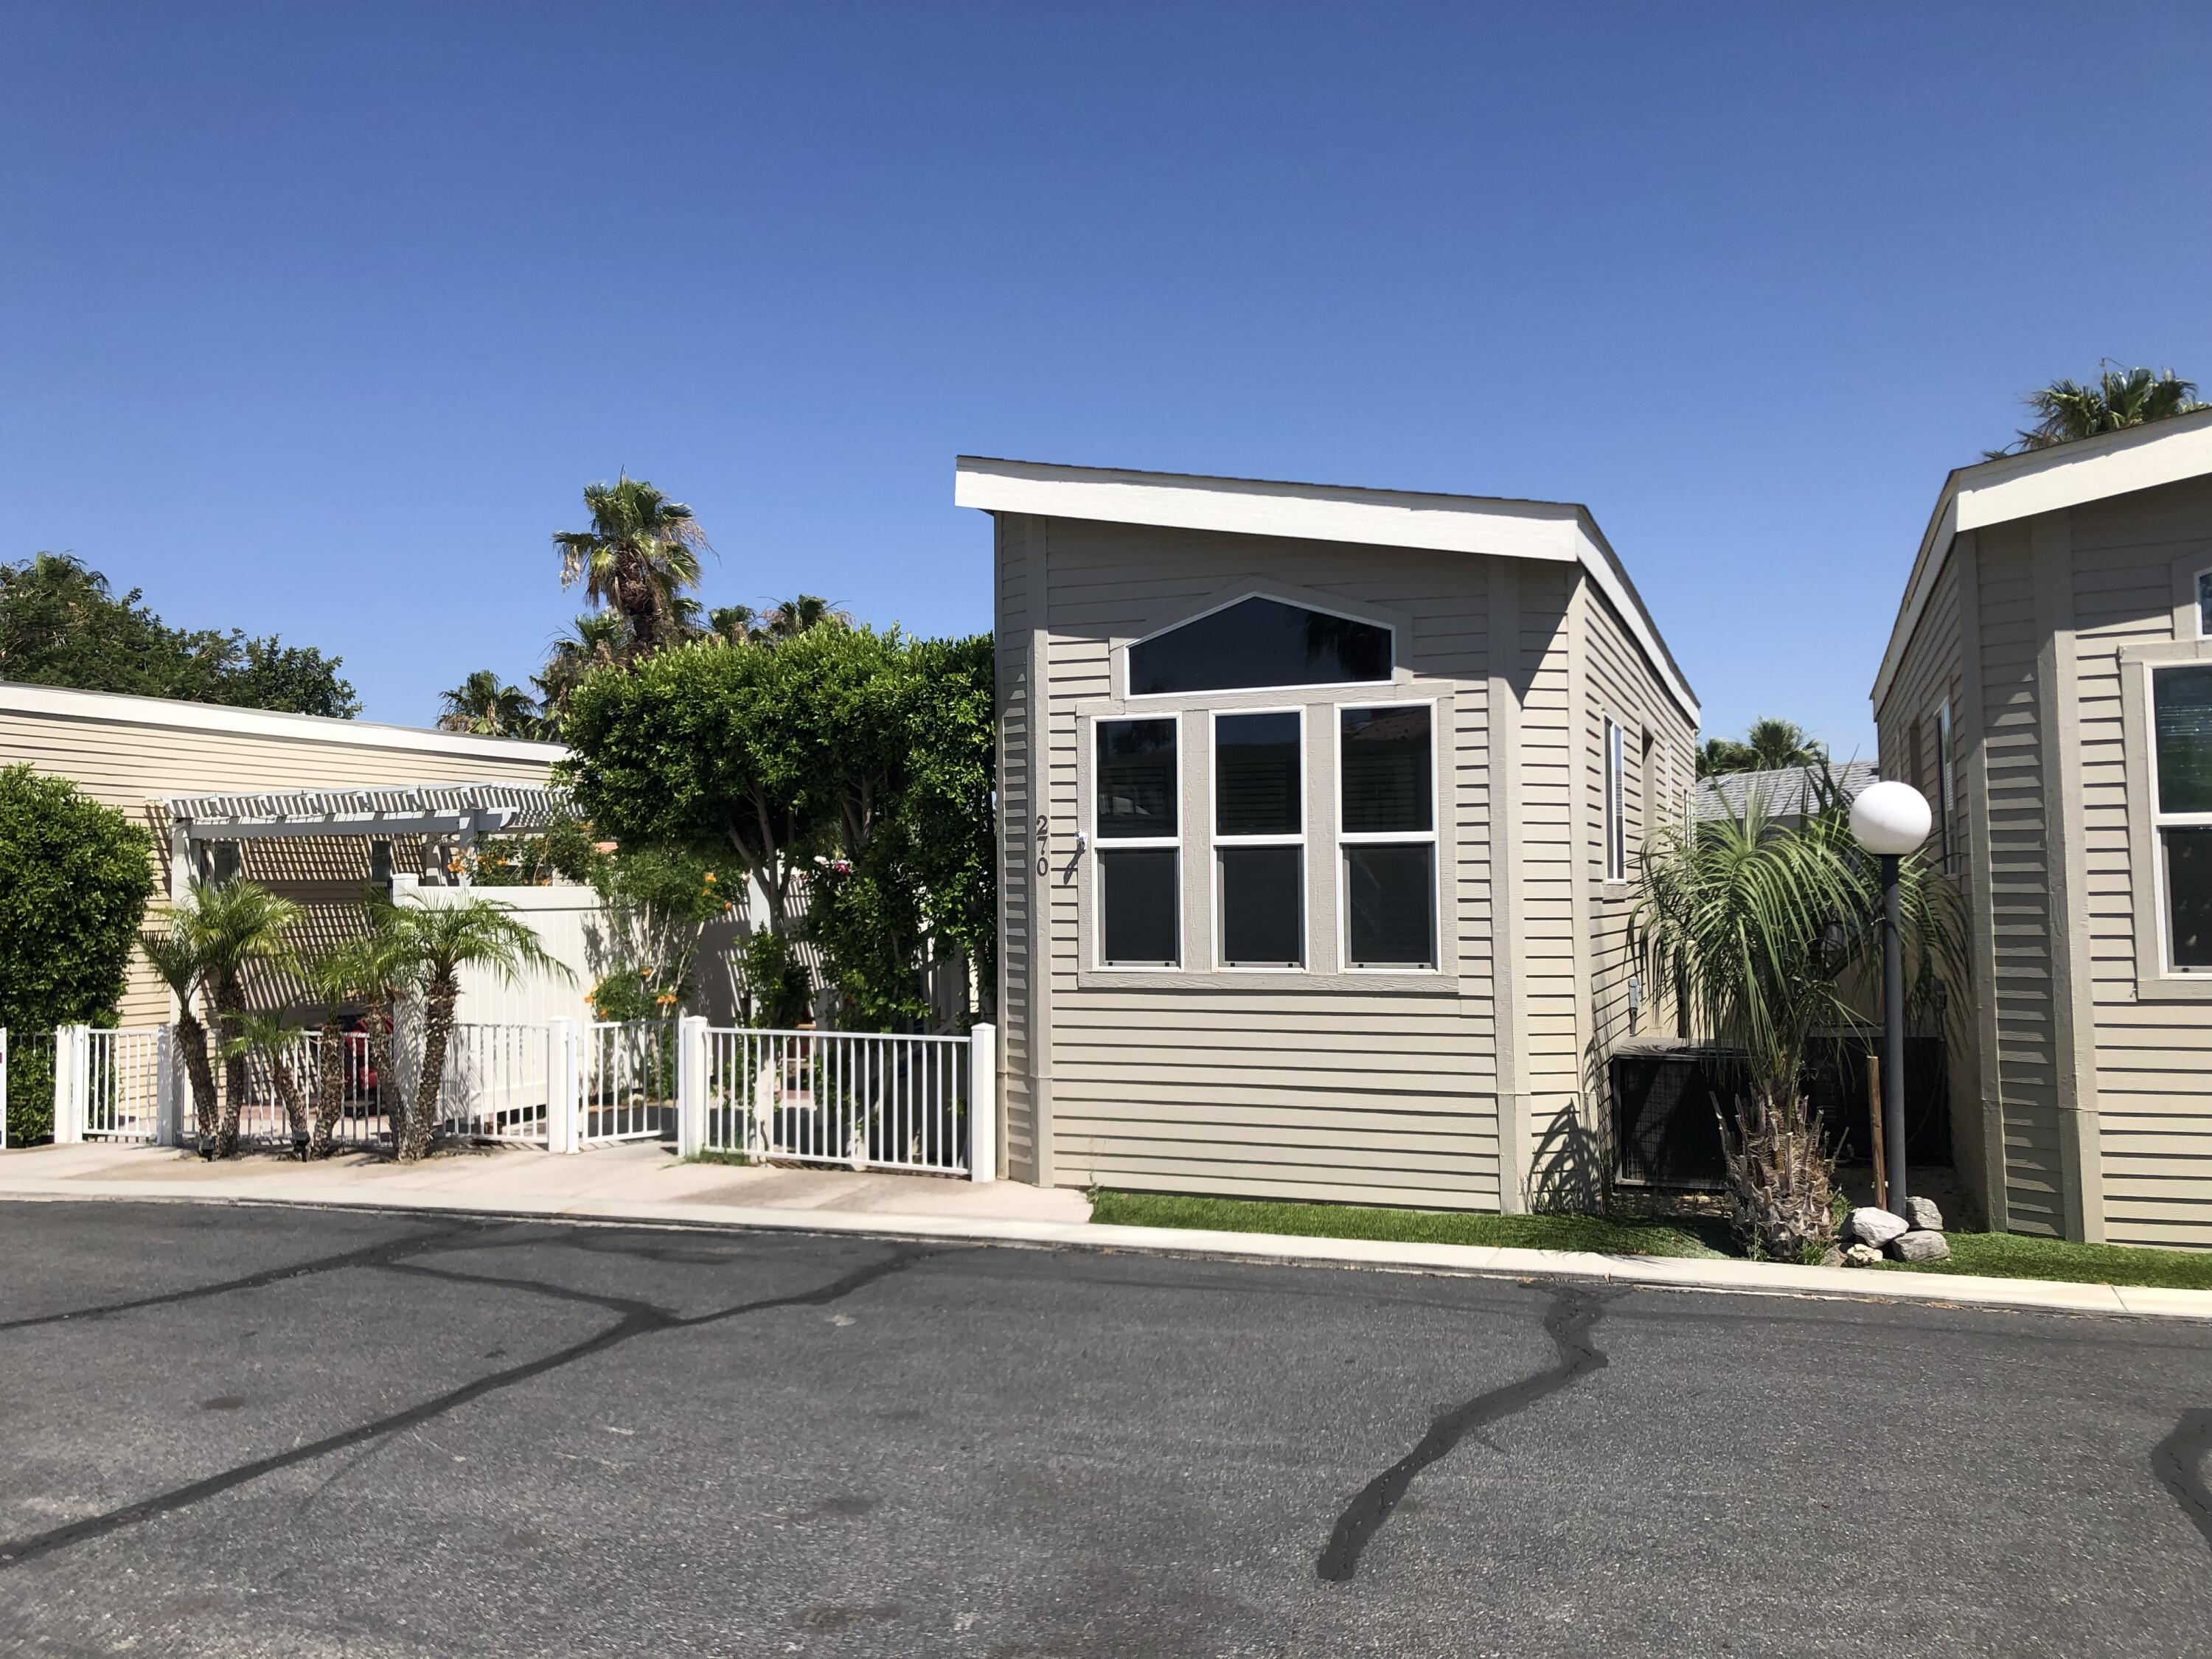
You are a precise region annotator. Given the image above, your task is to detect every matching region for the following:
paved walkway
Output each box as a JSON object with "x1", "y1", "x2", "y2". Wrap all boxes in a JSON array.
[{"x1": 4, "y1": 1141, "x2": 2208, "y2": 1323}]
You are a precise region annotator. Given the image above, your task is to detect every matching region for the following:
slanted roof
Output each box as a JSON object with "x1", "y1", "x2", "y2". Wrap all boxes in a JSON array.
[
  {"x1": 1872, "y1": 406, "x2": 2212, "y2": 710},
  {"x1": 1694, "y1": 759, "x2": 1877, "y2": 822},
  {"x1": 955, "y1": 455, "x2": 1699, "y2": 724}
]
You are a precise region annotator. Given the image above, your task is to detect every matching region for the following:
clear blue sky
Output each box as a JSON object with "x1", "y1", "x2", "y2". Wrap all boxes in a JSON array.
[{"x1": 5, "y1": 4, "x2": 2207, "y2": 751}]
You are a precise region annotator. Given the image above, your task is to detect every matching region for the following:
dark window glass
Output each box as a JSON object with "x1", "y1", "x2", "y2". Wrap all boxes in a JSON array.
[
  {"x1": 2168, "y1": 827, "x2": 2212, "y2": 969},
  {"x1": 1096, "y1": 719, "x2": 1178, "y2": 838},
  {"x1": 1102, "y1": 849, "x2": 1179, "y2": 965},
  {"x1": 2157, "y1": 667, "x2": 2212, "y2": 815},
  {"x1": 1341, "y1": 706, "x2": 1433, "y2": 833},
  {"x1": 1346, "y1": 844, "x2": 1435, "y2": 967},
  {"x1": 1220, "y1": 846, "x2": 1303, "y2": 967},
  {"x1": 1216, "y1": 712, "x2": 1301, "y2": 836},
  {"x1": 1129, "y1": 597, "x2": 1390, "y2": 696},
  {"x1": 2199, "y1": 571, "x2": 2212, "y2": 639}
]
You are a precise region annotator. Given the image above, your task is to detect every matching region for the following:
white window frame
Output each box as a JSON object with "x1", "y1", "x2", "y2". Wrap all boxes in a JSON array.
[
  {"x1": 1122, "y1": 592, "x2": 1397, "y2": 703},
  {"x1": 1092, "y1": 711, "x2": 1183, "y2": 971},
  {"x1": 2148, "y1": 664, "x2": 2212, "y2": 975},
  {"x1": 1210, "y1": 707, "x2": 1307, "y2": 971},
  {"x1": 1603, "y1": 717, "x2": 1627, "y2": 885},
  {"x1": 1934, "y1": 698, "x2": 1955, "y2": 866},
  {"x1": 1335, "y1": 698, "x2": 1441, "y2": 973}
]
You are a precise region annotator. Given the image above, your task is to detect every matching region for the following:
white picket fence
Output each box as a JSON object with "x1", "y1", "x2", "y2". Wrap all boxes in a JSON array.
[{"x1": 34, "y1": 1018, "x2": 998, "y2": 1180}]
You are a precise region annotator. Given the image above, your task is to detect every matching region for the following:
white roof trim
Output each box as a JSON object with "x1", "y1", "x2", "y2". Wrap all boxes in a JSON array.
[
  {"x1": 956, "y1": 456, "x2": 1698, "y2": 723},
  {"x1": 1873, "y1": 407, "x2": 2212, "y2": 709},
  {"x1": 0, "y1": 681, "x2": 568, "y2": 763}
]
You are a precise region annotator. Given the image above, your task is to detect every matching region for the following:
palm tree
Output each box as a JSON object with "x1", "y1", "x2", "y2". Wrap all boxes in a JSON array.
[
  {"x1": 706, "y1": 597, "x2": 851, "y2": 648},
  {"x1": 437, "y1": 670, "x2": 540, "y2": 737},
  {"x1": 1696, "y1": 718, "x2": 1827, "y2": 778},
  {"x1": 1634, "y1": 799, "x2": 1865, "y2": 1259},
  {"x1": 551, "y1": 476, "x2": 711, "y2": 658},
  {"x1": 139, "y1": 925, "x2": 218, "y2": 1142},
  {"x1": 224, "y1": 1012, "x2": 309, "y2": 1141},
  {"x1": 170, "y1": 880, "x2": 302, "y2": 1157},
  {"x1": 1992, "y1": 364, "x2": 2207, "y2": 457},
  {"x1": 383, "y1": 897, "x2": 566, "y2": 1161},
  {"x1": 533, "y1": 611, "x2": 631, "y2": 735},
  {"x1": 292, "y1": 934, "x2": 403, "y2": 1158}
]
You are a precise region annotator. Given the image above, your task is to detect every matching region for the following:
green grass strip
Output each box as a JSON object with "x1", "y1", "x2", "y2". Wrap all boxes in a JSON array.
[
  {"x1": 1087, "y1": 1189, "x2": 1731, "y2": 1258},
  {"x1": 1880, "y1": 1230, "x2": 2212, "y2": 1290}
]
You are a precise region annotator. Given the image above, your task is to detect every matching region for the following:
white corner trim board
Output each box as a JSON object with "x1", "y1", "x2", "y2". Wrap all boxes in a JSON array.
[
  {"x1": 0, "y1": 681, "x2": 568, "y2": 762},
  {"x1": 1872, "y1": 406, "x2": 2212, "y2": 711},
  {"x1": 956, "y1": 456, "x2": 1699, "y2": 724}
]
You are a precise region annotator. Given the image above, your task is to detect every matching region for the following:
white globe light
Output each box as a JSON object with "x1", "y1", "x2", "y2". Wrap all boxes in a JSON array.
[{"x1": 1850, "y1": 779, "x2": 1933, "y2": 856}]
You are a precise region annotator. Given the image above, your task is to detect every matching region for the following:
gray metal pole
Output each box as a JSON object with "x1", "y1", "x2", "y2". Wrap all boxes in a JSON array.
[{"x1": 1882, "y1": 852, "x2": 1909, "y2": 1215}]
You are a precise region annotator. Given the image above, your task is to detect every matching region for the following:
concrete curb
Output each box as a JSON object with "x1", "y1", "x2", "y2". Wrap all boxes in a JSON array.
[{"x1": 4, "y1": 1175, "x2": 2207, "y2": 1322}]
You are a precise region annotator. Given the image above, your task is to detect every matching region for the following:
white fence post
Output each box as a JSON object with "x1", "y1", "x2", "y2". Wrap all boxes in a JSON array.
[
  {"x1": 968, "y1": 1021, "x2": 997, "y2": 1183},
  {"x1": 677, "y1": 1015, "x2": 708, "y2": 1158},
  {"x1": 154, "y1": 1026, "x2": 181, "y2": 1146},
  {"x1": 55, "y1": 1024, "x2": 89, "y2": 1144},
  {"x1": 545, "y1": 1018, "x2": 579, "y2": 1155}
]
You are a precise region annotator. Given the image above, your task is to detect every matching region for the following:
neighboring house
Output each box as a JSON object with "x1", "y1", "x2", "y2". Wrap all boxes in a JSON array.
[
  {"x1": 1873, "y1": 406, "x2": 2212, "y2": 1248},
  {"x1": 1694, "y1": 759, "x2": 1878, "y2": 824},
  {"x1": 0, "y1": 682, "x2": 566, "y2": 1026},
  {"x1": 959, "y1": 456, "x2": 1698, "y2": 1211}
]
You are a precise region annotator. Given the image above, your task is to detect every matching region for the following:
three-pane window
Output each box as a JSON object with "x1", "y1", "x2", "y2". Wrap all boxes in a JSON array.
[
  {"x1": 1215, "y1": 711, "x2": 1304, "y2": 967},
  {"x1": 2152, "y1": 666, "x2": 2212, "y2": 970},
  {"x1": 1340, "y1": 705, "x2": 1436, "y2": 968},
  {"x1": 1096, "y1": 718, "x2": 1180, "y2": 965}
]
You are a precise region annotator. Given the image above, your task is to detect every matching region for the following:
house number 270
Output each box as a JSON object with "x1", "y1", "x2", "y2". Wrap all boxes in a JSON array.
[{"x1": 1037, "y1": 815, "x2": 1049, "y2": 876}]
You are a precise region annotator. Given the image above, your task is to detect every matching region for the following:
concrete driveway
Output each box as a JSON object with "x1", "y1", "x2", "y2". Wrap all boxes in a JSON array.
[{"x1": 1, "y1": 1202, "x2": 2207, "y2": 1657}]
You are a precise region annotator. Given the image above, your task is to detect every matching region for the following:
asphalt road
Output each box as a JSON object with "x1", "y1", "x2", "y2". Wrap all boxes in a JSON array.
[{"x1": 1, "y1": 1203, "x2": 2207, "y2": 1658}]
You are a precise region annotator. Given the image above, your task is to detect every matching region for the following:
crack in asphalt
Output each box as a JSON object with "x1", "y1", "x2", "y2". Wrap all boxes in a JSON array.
[
  {"x1": 2153, "y1": 1408, "x2": 2212, "y2": 1561},
  {"x1": 1316, "y1": 1285, "x2": 1619, "y2": 1584},
  {"x1": 0, "y1": 1236, "x2": 936, "y2": 1568},
  {"x1": 0, "y1": 1222, "x2": 491, "y2": 1335}
]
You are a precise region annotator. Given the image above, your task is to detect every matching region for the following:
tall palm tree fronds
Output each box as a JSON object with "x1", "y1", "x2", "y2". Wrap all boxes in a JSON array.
[
  {"x1": 1697, "y1": 717, "x2": 1828, "y2": 778},
  {"x1": 170, "y1": 879, "x2": 302, "y2": 1157},
  {"x1": 533, "y1": 611, "x2": 632, "y2": 737},
  {"x1": 706, "y1": 597, "x2": 851, "y2": 647},
  {"x1": 552, "y1": 475, "x2": 711, "y2": 658},
  {"x1": 1992, "y1": 364, "x2": 2207, "y2": 457},
  {"x1": 139, "y1": 924, "x2": 218, "y2": 1142},
  {"x1": 437, "y1": 669, "x2": 540, "y2": 737},
  {"x1": 383, "y1": 897, "x2": 568, "y2": 1161}
]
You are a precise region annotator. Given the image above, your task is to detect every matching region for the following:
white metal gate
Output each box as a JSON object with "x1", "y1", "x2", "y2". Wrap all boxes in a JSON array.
[{"x1": 580, "y1": 1019, "x2": 676, "y2": 1146}]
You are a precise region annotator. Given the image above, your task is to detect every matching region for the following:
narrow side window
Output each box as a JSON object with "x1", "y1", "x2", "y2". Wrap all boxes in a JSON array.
[
  {"x1": 1604, "y1": 719, "x2": 1627, "y2": 883},
  {"x1": 1096, "y1": 717, "x2": 1180, "y2": 967}
]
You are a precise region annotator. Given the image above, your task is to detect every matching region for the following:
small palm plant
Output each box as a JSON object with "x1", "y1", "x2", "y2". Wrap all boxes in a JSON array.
[
  {"x1": 384, "y1": 897, "x2": 566, "y2": 1161},
  {"x1": 139, "y1": 925, "x2": 218, "y2": 1142},
  {"x1": 223, "y1": 1012, "x2": 310, "y2": 1141},
  {"x1": 1635, "y1": 796, "x2": 1866, "y2": 1259},
  {"x1": 1992, "y1": 364, "x2": 2206, "y2": 456},
  {"x1": 291, "y1": 933, "x2": 406, "y2": 1158},
  {"x1": 174, "y1": 880, "x2": 302, "y2": 1157}
]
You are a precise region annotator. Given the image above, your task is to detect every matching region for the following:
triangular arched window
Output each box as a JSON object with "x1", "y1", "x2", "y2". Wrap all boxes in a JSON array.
[{"x1": 1127, "y1": 597, "x2": 1391, "y2": 696}]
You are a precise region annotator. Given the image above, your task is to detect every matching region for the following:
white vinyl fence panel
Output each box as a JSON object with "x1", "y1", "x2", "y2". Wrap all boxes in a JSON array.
[
  {"x1": 702, "y1": 1027, "x2": 970, "y2": 1175},
  {"x1": 580, "y1": 1020, "x2": 677, "y2": 1146}
]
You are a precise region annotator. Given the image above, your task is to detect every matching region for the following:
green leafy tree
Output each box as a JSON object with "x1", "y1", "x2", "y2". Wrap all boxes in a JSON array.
[
  {"x1": 552, "y1": 476, "x2": 711, "y2": 658},
  {"x1": 0, "y1": 766, "x2": 155, "y2": 1141},
  {"x1": 382, "y1": 897, "x2": 566, "y2": 1161},
  {"x1": 0, "y1": 553, "x2": 359, "y2": 716},
  {"x1": 1992, "y1": 364, "x2": 2207, "y2": 457},
  {"x1": 437, "y1": 669, "x2": 540, "y2": 737}
]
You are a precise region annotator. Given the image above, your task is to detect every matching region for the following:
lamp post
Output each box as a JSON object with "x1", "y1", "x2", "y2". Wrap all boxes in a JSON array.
[{"x1": 1848, "y1": 779, "x2": 1933, "y2": 1217}]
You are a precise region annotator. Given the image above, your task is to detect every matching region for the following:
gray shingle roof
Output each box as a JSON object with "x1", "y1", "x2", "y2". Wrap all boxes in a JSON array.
[{"x1": 1693, "y1": 759, "x2": 1878, "y2": 822}]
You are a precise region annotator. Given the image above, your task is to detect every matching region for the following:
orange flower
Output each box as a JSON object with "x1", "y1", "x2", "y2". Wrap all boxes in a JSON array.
[{"x1": 703, "y1": 872, "x2": 717, "y2": 884}]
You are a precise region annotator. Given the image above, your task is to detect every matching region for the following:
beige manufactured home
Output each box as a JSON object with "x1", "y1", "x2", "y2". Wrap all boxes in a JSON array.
[
  {"x1": 1874, "y1": 406, "x2": 2212, "y2": 1248},
  {"x1": 960, "y1": 457, "x2": 1698, "y2": 1210},
  {"x1": 0, "y1": 683, "x2": 566, "y2": 1025}
]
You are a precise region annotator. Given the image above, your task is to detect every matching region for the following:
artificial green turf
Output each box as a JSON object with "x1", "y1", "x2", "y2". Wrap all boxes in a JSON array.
[
  {"x1": 1880, "y1": 1229, "x2": 2212, "y2": 1290},
  {"x1": 1087, "y1": 1189, "x2": 1731, "y2": 1258}
]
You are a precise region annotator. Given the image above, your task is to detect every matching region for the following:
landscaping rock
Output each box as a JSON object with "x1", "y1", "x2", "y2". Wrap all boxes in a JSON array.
[
  {"x1": 1842, "y1": 1242, "x2": 1884, "y2": 1268},
  {"x1": 1847, "y1": 1206, "x2": 1908, "y2": 1248},
  {"x1": 1887, "y1": 1229, "x2": 1951, "y2": 1264},
  {"x1": 1905, "y1": 1196, "x2": 1945, "y2": 1233},
  {"x1": 1820, "y1": 1246, "x2": 1845, "y2": 1268}
]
